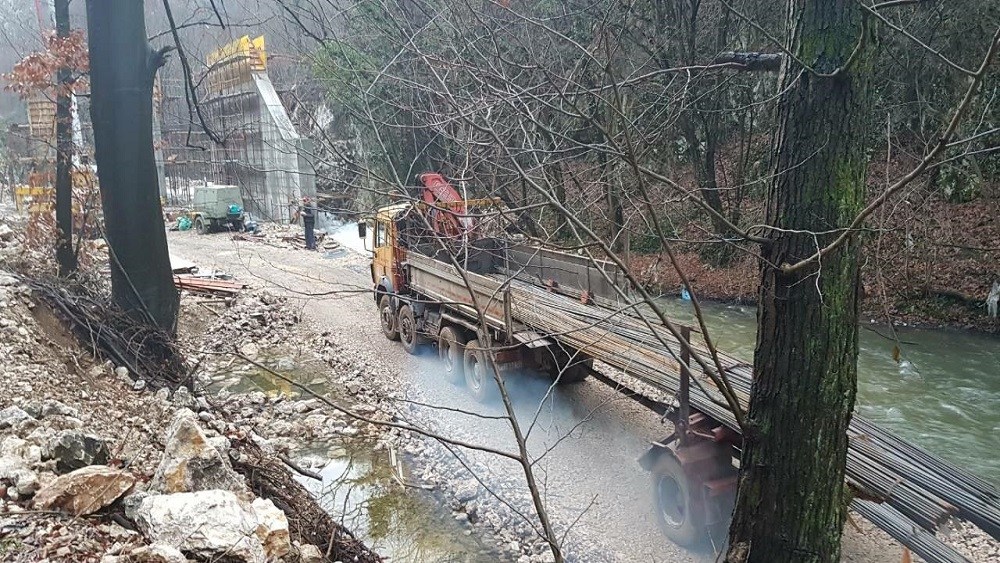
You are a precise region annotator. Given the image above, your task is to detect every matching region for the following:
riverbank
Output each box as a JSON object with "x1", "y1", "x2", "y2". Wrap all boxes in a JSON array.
[{"x1": 630, "y1": 237, "x2": 999, "y2": 335}]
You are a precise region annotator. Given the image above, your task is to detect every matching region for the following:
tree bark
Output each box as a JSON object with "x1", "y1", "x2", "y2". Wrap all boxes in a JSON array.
[
  {"x1": 726, "y1": 2, "x2": 872, "y2": 562},
  {"x1": 86, "y1": 0, "x2": 178, "y2": 332},
  {"x1": 55, "y1": 0, "x2": 76, "y2": 276}
]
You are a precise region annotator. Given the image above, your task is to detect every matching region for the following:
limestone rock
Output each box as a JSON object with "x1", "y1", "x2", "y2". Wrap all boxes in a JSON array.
[
  {"x1": 0, "y1": 436, "x2": 41, "y2": 464},
  {"x1": 131, "y1": 490, "x2": 290, "y2": 563},
  {"x1": 0, "y1": 406, "x2": 33, "y2": 429},
  {"x1": 40, "y1": 399, "x2": 79, "y2": 419},
  {"x1": 46, "y1": 431, "x2": 110, "y2": 473},
  {"x1": 150, "y1": 410, "x2": 244, "y2": 494},
  {"x1": 251, "y1": 497, "x2": 291, "y2": 558},
  {"x1": 33, "y1": 465, "x2": 134, "y2": 515},
  {"x1": 0, "y1": 456, "x2": 39, "y2": 498},
  {"x1": 125, "y1": 543, "x2": 187, "y2": 563},
  {"x1": 297, "y1": 543, "x2": 324, "y2": 563},
  {"x1": 171, "y1": 386, "x2": 197, "y2": 410}
]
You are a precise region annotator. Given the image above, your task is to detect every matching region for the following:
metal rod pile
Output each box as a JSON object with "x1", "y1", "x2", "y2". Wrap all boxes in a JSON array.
[
  {"x1": 409, "y1": 258, "x2": 1000, "y2": 559},
  {"x1": 853, "y1": 501, "x2": 970, "y2": 563},
  {"x1": 503, "y1": 277, "x2": 1000, "y2": 534}
]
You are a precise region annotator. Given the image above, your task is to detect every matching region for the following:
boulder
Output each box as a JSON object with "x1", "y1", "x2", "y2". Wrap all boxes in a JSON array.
[
  {"x1": 40, "y1": 400, "x2": 79, "y2": 419},
  {"x1": 33, "y1": 465, "x2": 135, "y2": 516},
  {"x1": 0, "y1": 224, "x2": 13, "y2": 241},
  {"x1": 0, "y1": 406, "x2": 33, "y2": 429},
  {"x1": 130, "y1": 490, "x2": 290, "y2": 563},
  {"x1": 0, "y1": 456, "x2": 39, "y2": 498},
  {"x1": 150, "y1": 410, "x2": 244, "y2": 494},
  {"x1": 46, "y1": 431, "x2": 110, "y2": 473},
  {"x1": 125, "y1": 543, "x2": 187, "y2": 563},
  {"x1": 0, "y1": 436, "x2": 41, "y2": 464}
]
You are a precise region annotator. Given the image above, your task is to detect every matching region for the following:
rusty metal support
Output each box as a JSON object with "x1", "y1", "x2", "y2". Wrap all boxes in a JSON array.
[
  {"x1": 677, "y1": 326, "x2": 692, "y2": 446},
  {"x1": 503, "y1": 285, "x2": 513, "y2": 344}
]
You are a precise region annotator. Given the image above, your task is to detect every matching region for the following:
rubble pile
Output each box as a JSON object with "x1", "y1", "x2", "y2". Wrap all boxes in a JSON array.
[
  {"x1": 204, "y1": 291, "x2": 301, "y2": 354},
  {"x1": 0, "y1": 263, "x2": 366, "y2": 560}
]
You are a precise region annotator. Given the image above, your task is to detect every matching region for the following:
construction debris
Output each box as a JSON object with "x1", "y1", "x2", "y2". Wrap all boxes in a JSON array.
[{"x1": 173, "y1": 274, "x2": 247, "y2": 297}]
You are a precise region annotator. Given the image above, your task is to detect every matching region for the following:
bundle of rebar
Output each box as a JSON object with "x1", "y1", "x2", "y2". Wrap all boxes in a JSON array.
[{"x1": 495, "y1": 276, "x2": 1000, "y2": 544}]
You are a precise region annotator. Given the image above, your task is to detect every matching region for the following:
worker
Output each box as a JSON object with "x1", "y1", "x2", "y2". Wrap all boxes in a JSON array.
[{"x1": 294, "y1": 197, "x2": 317, "y2": 250}]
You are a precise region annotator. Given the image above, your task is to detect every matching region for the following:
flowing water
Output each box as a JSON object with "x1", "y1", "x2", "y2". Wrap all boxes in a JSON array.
[{"x1": 652, "y1": 297, "x2": 1000, "y2": 485}]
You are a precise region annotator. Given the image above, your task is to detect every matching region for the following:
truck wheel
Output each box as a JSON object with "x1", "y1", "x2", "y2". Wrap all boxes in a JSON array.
[
  {"x1": 463, "y1": 340, "x2": 498, "y2": 402},
  {"x1": 651, "y1": 450, "x2": 707, "y2": 547},
  {"x1": 194, "y1": 217, "x2": 207, "y2": 235},
  {"x1": 398, "y1": 304, "x2": 424, "y2": 355},
  {"x1": 438, "y1": 326, "x2": 464, "y2": 384},
  {"x1": 379, "y1": 295, "x2": 399, "y2": 341}
]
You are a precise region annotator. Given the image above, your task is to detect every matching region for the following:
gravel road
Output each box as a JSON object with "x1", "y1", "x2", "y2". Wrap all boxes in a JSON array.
[{"x1": 167, "y1": 228, "x2": 911, "y2": 563}]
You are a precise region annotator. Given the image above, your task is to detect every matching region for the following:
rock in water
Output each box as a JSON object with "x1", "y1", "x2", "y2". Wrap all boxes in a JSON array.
[
  {"x1": 46, "y1": 431, "x2": 110, "y2": 473},
  {"x1": 150, "y1": 409, "x2": 245, "y2": 494},
  {"x1": 33, "y1": 465, "x2": 135, "y2": 516},
  {"x1": 130, "y1": 490, "x2": 290, "y2": 562}
]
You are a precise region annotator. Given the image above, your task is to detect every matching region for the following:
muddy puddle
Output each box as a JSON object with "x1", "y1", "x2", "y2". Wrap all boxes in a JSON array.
[{"x1": 209, "y1": 354, "x2": 497, "y2": 562}]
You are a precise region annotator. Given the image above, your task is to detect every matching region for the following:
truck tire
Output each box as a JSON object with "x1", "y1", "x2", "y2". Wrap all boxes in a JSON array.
[
  {"x1": 379, "y1": 295, "x2": 399, "y2": 341},
  {"x1": 194, "y1": 216, "x2": 207, "y2": 235},
  {"x1": 463, "y1": 339, "x2": 498, "y2": 402},
  {"x1": 438, "y1": 326, "x2": 465, "y2": 384},
  {"x1": 651, "y1": 450, "x2": 707, "y2": 547},
  {"x1": 398, "y1": 304, "x2": 424, "y2": 355}
]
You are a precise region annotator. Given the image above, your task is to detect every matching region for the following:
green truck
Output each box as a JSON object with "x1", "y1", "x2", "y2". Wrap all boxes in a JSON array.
[{"x1": 191, "y1": 185, "x2": 245, "y2": 234}]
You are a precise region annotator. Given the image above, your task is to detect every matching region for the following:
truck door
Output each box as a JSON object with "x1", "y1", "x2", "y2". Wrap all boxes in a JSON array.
[{"x1": 372, "y1": 219, "x2": 393, "y2": 287}]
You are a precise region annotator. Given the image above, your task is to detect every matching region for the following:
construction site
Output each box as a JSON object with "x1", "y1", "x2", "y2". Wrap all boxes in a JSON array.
[
  {"x1": 1, "y1": 3, "x2": 999, "y2": 563},
  {"x1": 5, "y1": 32, "x2": 335, "y2": 229}
]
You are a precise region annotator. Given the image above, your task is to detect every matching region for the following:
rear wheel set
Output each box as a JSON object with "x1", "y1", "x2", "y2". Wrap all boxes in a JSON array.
[{"x1": 462, "y1": 339, "x2": 498, "y2": 402}]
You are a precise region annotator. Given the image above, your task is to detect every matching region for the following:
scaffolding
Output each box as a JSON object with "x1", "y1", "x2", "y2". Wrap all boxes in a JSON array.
[{"x1": 160, "y1": 36, "x2": 314, "y2": 222}]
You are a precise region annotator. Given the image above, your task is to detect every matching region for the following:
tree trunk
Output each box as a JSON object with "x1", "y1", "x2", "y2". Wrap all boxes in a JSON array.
[
  {"x1": 55, "y1": 0, "x2": 76, "y2": 276},
  {"x1": 726, "y1": 2, "x2": 872, "y2": 562},
  {"x1": 86, "y1": 0, "x2": 178, "y2": 332}
]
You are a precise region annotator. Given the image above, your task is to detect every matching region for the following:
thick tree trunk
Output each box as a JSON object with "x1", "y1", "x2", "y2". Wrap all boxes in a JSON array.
[
  {"x1": 726, "y1": 2, "x2": 872, "y2": 562},
  {"x1": 86, "y1": 0, "x2": 178, "y2": 332},
  {"x1": 55, "y1": 0, "x2": 76, "y2": 276}
]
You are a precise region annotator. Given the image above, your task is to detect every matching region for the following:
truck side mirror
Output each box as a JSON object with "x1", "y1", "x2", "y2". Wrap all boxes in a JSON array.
[{"x1": 357, "y1": 221, "x2": 367, "y2": 239}]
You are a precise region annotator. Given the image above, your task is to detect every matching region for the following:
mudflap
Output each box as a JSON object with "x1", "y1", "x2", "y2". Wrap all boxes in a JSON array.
[{"x1": 638, "y1": 433, "x2": 677, "y2": 471}]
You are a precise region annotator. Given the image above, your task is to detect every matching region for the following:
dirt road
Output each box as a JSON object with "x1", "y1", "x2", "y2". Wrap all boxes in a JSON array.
[{"x1": 167, "y1": 228, "x2": 908, "y2": 563}]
